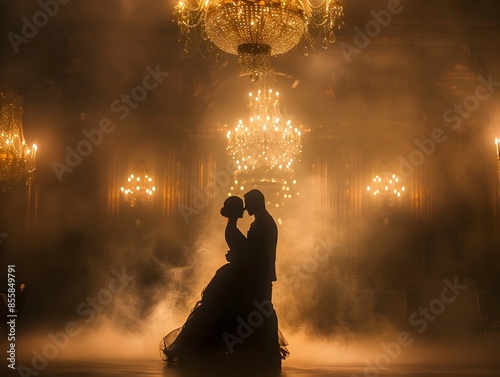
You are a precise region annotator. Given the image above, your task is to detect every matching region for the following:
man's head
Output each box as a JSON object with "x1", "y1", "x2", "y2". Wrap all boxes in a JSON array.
[{"x1": 244, "y1": 189, "x2": 266, "y2": 216}]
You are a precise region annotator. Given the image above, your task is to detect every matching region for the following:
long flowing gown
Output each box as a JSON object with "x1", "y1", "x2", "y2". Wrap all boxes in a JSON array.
[{"x1": 159, "y1": 221, "x2": 289, "y2": 371}]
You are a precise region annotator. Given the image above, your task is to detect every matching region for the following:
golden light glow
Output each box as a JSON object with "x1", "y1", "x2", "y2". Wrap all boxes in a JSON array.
[
  {"x1": 226, "y1": 78, "x2": 301, "y2": 207},
  {"x1": 495, "y1": 137, "x2": 499, "y2": 160},
  {"x1": 0, "y1": 87, "x2": 37, "y2": 184},
  {"x1": 174, "y1": 0, "x2": 344, "y2": 77},
  {"x1": 120, "y1": 168, "x2": 156, "y2": 207}
]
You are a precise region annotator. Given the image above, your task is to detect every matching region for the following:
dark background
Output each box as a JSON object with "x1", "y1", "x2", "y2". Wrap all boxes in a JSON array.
[{"x1": 0, "y1": 0, "x2": 499, "y2": 347}]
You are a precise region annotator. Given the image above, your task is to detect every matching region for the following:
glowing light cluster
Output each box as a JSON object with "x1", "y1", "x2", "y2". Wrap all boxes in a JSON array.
[
  {"x1": 0, "y1": 87, "x2": 37, "y2": 184},
  {"x1": 226, "y1": 81, "x2": 301, "y2": 208},
  {"x1": 174, "y1": 0, "x2": 344, "y2": 78},
  {"x1": 120, "y1": 170, "x2": 156, "y2": 207},
  {"x1": 367, "y1": 172, "x2": 405, "y2": 207}
]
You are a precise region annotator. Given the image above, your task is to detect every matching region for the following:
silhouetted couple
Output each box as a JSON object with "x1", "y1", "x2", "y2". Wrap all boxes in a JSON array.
[{"x1": 160, "y1": 189, "x2": 288, "y2": 374}]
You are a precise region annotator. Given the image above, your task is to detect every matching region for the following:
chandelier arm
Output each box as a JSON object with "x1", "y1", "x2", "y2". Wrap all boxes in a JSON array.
[
  {"x1": 295, "y1": 0, "x2": 312, "y2": 16},
  {"x1": 179, "y1": 12, "x2": 204, "y2": 29},
  {"x1": 313, "y1": 18, "x2": 330, "y2": 28},
  {"x1": 307, "y1": 0, "x2": 329, "y2": 11},
  {"x1": 175, "y1": 1, "x2": 205, "y2": 13}
]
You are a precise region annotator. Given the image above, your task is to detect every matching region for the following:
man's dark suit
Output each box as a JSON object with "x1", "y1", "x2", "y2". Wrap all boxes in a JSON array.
[
  {"x1": 240, "y1": 208, "x2": 281, "y2": 370},
  {"x1": 246, "y1": 209, "x2": 278, "y2": 286}
]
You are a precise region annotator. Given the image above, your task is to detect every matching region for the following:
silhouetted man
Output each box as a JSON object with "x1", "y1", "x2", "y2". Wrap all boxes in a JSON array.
[
  {"x1": 242, "y1": 189, "x2": 281, "y2": 371},
  {"x1": 244, "y1": 189, "x2": 277, "y2": 291}
]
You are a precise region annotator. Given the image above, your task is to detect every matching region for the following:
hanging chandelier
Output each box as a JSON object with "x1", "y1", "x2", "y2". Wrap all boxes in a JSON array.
[
  {"x1": 120, "y1": 166, "x2": 156, "y2": 207},
  {"x1": 0, "y1": 88, "x2": 37, "y2": 185},
  {"x1": 226, "y1": 76, "x2": 301, "y2": 207},
  {"x1": 366, "y1": 171, "x2": 405, "y2": 208},
  {"x1": 174, "y1": 0, "x2": 344, "y2": 79}
]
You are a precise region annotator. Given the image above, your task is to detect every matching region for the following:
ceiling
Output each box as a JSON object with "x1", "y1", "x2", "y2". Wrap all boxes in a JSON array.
[{"x1": 1, "y1": 0, "x2": 500, "y2": 140}]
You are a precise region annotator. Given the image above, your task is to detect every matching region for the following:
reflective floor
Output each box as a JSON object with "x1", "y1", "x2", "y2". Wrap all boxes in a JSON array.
[{"x1": 8, "y1": 360, "x2": 500, "y2": 377}]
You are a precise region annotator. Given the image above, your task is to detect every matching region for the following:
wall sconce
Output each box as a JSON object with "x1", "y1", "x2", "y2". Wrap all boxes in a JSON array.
[
  {"x1": 495, "y1": 138, "x2": 500, "y2": 198},
  {"x1": 120, "y1": 164, "x2": 156, "y2": 207},
  {"x1": 495, "y1": 137, "x2": 499, "y2": 161},
  {"x1": 367, "y1": 172, "x2": 405, "y2": 207},
  {"x1": 367, "y1": 169, "x2": 405, "y2": 225}
]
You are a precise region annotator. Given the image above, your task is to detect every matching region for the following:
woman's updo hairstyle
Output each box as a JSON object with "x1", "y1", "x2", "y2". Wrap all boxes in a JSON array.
[{"x1": 220, "y1": 196, "x2": 244, "y2": 218}]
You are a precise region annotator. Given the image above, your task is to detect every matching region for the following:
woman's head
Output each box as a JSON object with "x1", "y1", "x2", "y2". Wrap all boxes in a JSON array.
[{"x1": 220, "y1": 196, "x2": 245, "y2": 218}]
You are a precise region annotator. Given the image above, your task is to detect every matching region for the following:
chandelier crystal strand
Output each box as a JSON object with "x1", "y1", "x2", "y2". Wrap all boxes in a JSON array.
[
  {"x1": 226, "y1": 76, "x2": 301, "y2": 207},
  {"x1": 174, "y1": 0, "x2": 344, "y2": 77},
  {"x1": 0, "y1": 88, "x2": 37, "y2": 184}
]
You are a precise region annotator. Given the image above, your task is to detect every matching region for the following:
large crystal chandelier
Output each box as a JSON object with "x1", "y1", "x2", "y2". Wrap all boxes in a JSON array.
[
  {"x1": 120, "y1": 165, "x2": 156, "y2": 207},
  {"x1": 226, "y1": 76, "x2": 301, "y2": 207},
  {"x1": 175, "y1": 0, "x2": 344, "y2": 79},
  {"x1": 0, "y1": 88, "x2": 37, "y2": 185}
]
